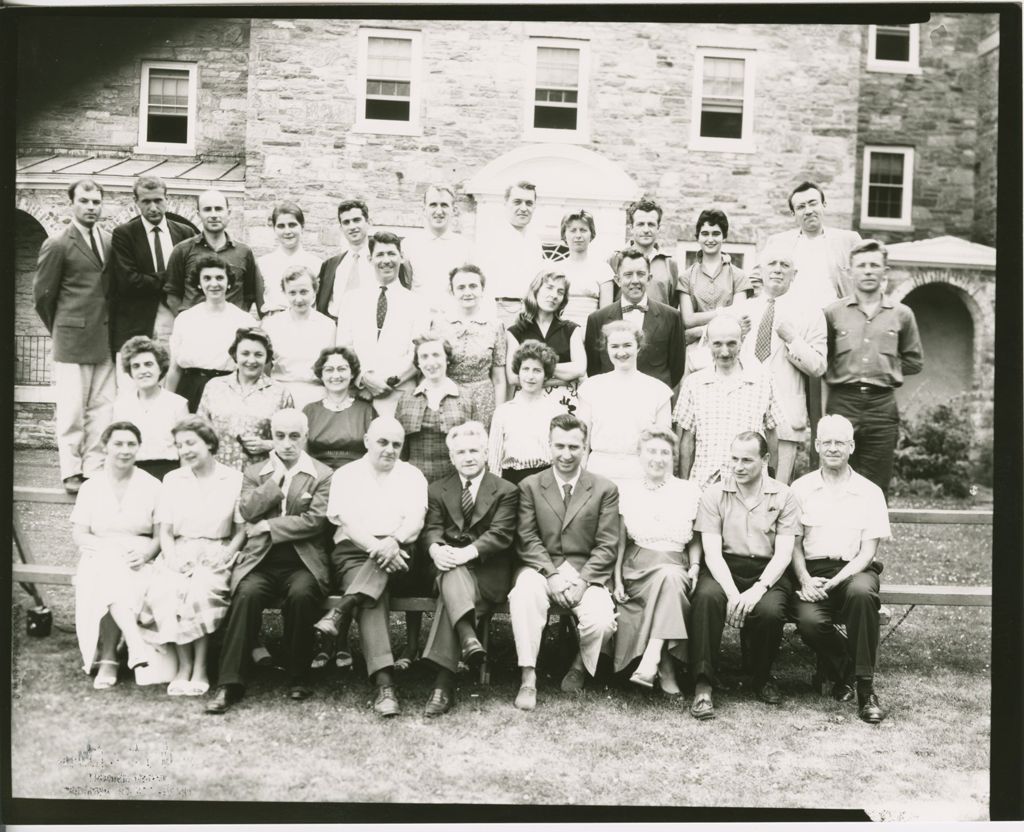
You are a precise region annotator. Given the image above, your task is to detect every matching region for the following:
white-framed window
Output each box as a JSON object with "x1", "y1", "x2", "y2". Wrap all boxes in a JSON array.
[
  {"x1": 524, "y1": 37, "x2": 590, "y2": 143},
  {"x1": 689, "y1": 47, "x2": 756, "y2": 153},
  {"x1": 137, "y1": 61, "x2": 198, "y2": 155},
  {"x1": 355, "y1": 28, "x2": 423, "y2": 136},
  {"x1": 866, "y1": 24, "x2": 922, "y2": 74},
  {"x1": 675, "y1": 241, "x2": 757, "y2": 274},
  {"x1": 860, "y1": 145, "x2": 915, "y2": 229}
]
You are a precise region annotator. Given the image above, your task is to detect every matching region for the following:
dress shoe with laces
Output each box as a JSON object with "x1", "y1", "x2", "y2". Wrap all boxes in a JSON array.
[
  {"x1": 858, "y1": 691, "x2": 887, "y2": 724},
  {"x1": 754, "y1": 678, "x2": 782, "y2": 705},
  {"x1": 205, "y1": 684, "x2": 242, "y2": 715},
  {"x1": 373, "y1": 685, "x2": 401, "y2": 718},
  {"x1": 831, "y1": 681, "x2": 855, "y2": 703},
  {"x1": 63, "y1": 474, "x2": 85, "y2": 495},
  {"x1": 314, "y1": 608, "x2": 343, "y2": 637},
  {"x1": 460, "y1": 636, "x2": 487, "y2": 668},
  {"x1": 423, "y1": 688, "x2": 452, "y2": 717}
]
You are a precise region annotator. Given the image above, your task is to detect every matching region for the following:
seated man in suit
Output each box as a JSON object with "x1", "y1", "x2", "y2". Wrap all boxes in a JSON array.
[
  {"x1": 420, "y1": 421, "x2": 519, "y2": 717},
  {"x1": 324, "y1": 416, "x2": 428, "y2": 718},
  {"x1": 790, "y1": 414, "x2": 890, "y2": 724},
  {"x1": 509, "y1": 413, "x2": 619, "y2": 711},
  {"x1": 107, "y1": 175, "x2": 193, "y2": 379},
  {"x1": 584, "y1": 250, "x2": 684, "y2": 390},
  {"x1": 206, "y1": 409, "x2": 334, "y2": 714},
  {"x1": 688, "y1": 431, "x2": 800, "y2": 720}
]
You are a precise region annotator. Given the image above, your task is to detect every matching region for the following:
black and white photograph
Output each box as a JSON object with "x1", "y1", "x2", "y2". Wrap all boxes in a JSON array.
[{"x1": 6, "y1": 2, "x2": 1021, "y2": 824}]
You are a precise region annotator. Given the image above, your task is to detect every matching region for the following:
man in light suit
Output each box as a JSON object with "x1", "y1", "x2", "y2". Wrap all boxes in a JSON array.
[
  {"x1": 315, "y1": 198, "x2": 412, "y2": 319},
  {"x1": 420, "y1": 421, "x2": 519, "y2": 717},
  {"x1": 735, "y1": 243, "x2": 827, "y2": 483},
  {"x1": 206, "y1": 409, "x2": 333, "y2": 714},
  {"x1": 107, "y1": 175, "x2": 193, "y2": 380},
  {"x1": 583, "y1": 250, "x2": 685, "y2": 390},
  {"x1": 33, "y1": 178, "x2": 116, "y2": 493},
  {"x1": 752, "y1": 181, "x2": 863, "y2": 313},
  {"x1": 509, "y1": 413, "x2": 619, "y2": 710}
]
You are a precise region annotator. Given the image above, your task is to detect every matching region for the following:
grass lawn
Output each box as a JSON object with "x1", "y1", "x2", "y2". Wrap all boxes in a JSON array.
[{"x1": 10, "y1": 451, "x2": 993, "y2": 819}]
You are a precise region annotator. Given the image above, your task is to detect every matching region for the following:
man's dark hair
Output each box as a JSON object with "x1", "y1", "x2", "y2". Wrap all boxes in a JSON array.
[
  {"x1": 133, "y1": 176, "x2": 167, "y2": 200},
  {"x1": 337, "y1": 199, "x2": 370, "y2": 222},
  {"x1": 68, "y1": 178, "x2": 104, "y2": 201},
  {"x1": 550, "y1": 412, "x2": 589, "y2": 442},
  {"x1": 368, "y1": 230, "x2": 402, "y2": 254},
  {"x1": 504, "y1": 180, "x2": 537, "y2": 201},
  {"x1": 626, "y1": 197, "x2": 662, "y2": 226},
  {"x1": 617, "y1": 249, "x2": 650, "y2": 274},
  {"x1": 787, "y1": 181, "x2": 826, "y2": 213},
  {"x1": 849, "y1": 237, "x2": 889, "y2": 268}
]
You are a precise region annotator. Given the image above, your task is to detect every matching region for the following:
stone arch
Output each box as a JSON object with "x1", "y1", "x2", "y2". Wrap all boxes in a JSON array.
[
  {"x1": 464, "y1": 144, "x2": 640, "y2": 259},
  {"x1": 15, "y1": 195, "x2": 63, "y2": 237},
  {"x1": 14, "y1": 209, "x2": 53, "y2": 351}
]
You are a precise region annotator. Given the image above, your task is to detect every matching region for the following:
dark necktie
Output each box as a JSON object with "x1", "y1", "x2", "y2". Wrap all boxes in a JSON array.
[
  {"x1": 562, "y1": 482, "x2": 572, "y2": 509},
  {"x1": 754, "y1": 298, "x2": 776, "y2": 363},
  {"x1": 152, "y1": 226, "x2": 165, "y2": 272},
  {"x1": 461, "y1": 479, "x2": 474, "y2": 522},
  {"x1": 622, "y1": 303, "x2": 645, "y2": 314},
  {"x1": 376, "y1": 285, "x2": 388, "y2": 339},
  {"x1": 89, "y1": 228, "x2": 102, "y2": 264}
]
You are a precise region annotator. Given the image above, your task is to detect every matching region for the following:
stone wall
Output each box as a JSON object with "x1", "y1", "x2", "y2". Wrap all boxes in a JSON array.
[
  {"x1": 14, "y1": 403, "x2": 56, "y2": 450},
  {"x1": 16, "y1": 17, "x2": 250, "y2": 159},
  {"x1": 854, "y1": 13, "x2": 998, "y2": 244},
  {"x1": 243, "y1": 20, "x2": 863, "y2": 257},
  {"x1": 973, "y1": 22, "x2": 999, "y2": 246}
]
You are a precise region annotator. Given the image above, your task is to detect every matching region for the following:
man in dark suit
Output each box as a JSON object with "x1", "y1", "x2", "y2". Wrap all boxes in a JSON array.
[
  {"x1": 420, "y1": 421, "x2": 519, "y2": 717},
  {"x1": 107, "y1": 175, "x2": 192, "y2": 377},
  {"x1": 584, "y1": 250, "x2": 685, "y2": 389},
  {"x1": 314, "y1": 198, "x2": 412, "y2": 319},
  {"x1": 508, "y1": 413, "x2": 619, "y2": 710},
  {"x1": 33, "y1": 178, "x2": 116, "y2": 493},
  {"x1": 207, "y1": 409, "x2": 334, "y2": 714}
]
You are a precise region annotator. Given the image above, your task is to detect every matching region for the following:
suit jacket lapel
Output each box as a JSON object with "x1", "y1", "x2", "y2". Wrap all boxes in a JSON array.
[
  {"x1": 441, "y1": 475, "x2": 466, "y2": 529},
  {"x1": 562, "y1": 474, "x2": 592, "y2": 529},
  {"x1": 70, "y1": 226, "x2": 101, "y2": 268},
  {"x1": 469, "y1": 474, "x2": 497, "y2": 528},
  {"x1": 284, "y1": 471, "x2": 313, "y2": 515},
  {"x1": 539, "y1": 470, "x2": 565, "y2": 523}
]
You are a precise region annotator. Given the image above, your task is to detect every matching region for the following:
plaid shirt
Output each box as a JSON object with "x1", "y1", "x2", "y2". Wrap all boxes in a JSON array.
[
  {"x1": 395, "y1": 378, "x2": 477, "y2": 483},
  {"x1": 674, "y1": 362, "x2": 783, "y2": 488}
]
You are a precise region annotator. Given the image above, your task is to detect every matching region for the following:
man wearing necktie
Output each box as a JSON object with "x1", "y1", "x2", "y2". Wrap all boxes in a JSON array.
[
  {"x1": 583, "y1": 250, "x2": 685, "y2": 390},
  {"x1": 509, "y1": 413, "x2": 619, "y2": 710},
  {"x1": 107, "y1": 176, "x2": 194, "y2": 385},
  {"x1": 33, "y1": 179, "x2": 116, "y2": 493},
  {"x1": 734, "y1": 244, "x2": 827, "y2": 484},
  {"x1": 420, "y1": 421, "x2": 519, "y2": 716}
]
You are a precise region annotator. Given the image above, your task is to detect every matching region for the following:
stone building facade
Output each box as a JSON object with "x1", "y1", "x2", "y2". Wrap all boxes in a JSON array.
[{"x1": 12, "y1": 13, "x2": 1000, "y2": 464}]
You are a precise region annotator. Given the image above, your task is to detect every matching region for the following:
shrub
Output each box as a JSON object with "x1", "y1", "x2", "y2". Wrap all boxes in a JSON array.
[{"x1": 893, "y1": 398, "x2": 975, "y2": 498}]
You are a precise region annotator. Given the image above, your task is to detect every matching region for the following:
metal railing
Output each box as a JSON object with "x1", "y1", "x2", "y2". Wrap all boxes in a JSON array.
[{"x1": 15, "y1": 334, "x2": 52, "y2": 386}]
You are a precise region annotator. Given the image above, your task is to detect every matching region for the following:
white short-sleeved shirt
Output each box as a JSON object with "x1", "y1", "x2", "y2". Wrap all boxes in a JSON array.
[
  {"x1": 111, "y1": 389, "x2": 189, "y2": 461},
  {"x1": 157, "y1": 462, "x2": 242, "y2": 540},
  {"x1": 578, "y1": 371, "x2": 673, "y2": 457},
  {"x1": 335, "y1": 281, "x2": 428, "y2": 379},
  {"x1": 487, "y1": 391, "x2": 565, "y2": 474},
  {"x1": 70, "y1": 468, "x2": 161, "y2": 537},
  {"x1": 257, "y1": 248, "x2": 323, "y2": 314},
  {"x1": 170, "y1": 302, "x2": 259, "y2": 371},
  {"x1": 790, "y1": 468, "x2": 892, "y2": 560},
  {"x1": 262, "y1": 309, "x2": 336, "y2": 385},
  {"x1": 472, "y1": 223, "x2": 546, "y2": 301},
  {"x1": 327, "y1": 456, "x2": 428, "y2": 544},
  {"x1": 403, "y1": 229, "x2": 471, "y2": 306},
  {"x1": 619, "y1": 476, "x2": 702, "y2": 552}
]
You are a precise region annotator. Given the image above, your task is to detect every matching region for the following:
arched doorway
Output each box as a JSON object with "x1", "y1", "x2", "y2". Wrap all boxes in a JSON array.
[
  {"x1": 896, "y1": 282, "x2": 975, "y2": 418},
  {"x1": 15, "y1": 210, "x2": 52, "y2": 385},
  {"x1": 464, "y1": 144, "x2": 639, "y2": 261}
]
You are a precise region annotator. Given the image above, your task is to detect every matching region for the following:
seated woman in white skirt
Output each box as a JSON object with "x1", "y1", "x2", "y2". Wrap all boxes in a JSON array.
[{"x1": 71, "y1": 421, "x2": 161, "y2": 689}]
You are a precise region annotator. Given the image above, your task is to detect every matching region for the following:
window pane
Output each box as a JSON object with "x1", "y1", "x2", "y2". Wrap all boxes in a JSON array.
[
  {"x1": 148, "y1": 69, "x2": 190, "y2": 116},
  {"x1": 703, "y1": 57, "x2": 745, "y2": 100},
  {"x1": 867, "y1": 152, "x2": 905, "y2": 218},
  {"x1": 368, "y1": 37, "x2": 412, "y2": 80},
  {"x1": 534, "y1": 105, "x2": 578, "y2": 130},
  {"x1": 700, "y1": 109, "x2": 743, "y2": 139},
  {"x1": 700, "y1": 56, "x2": 745, "y2": 139},
  {"x1": 365, "y1": 98, "x2": 411, "y2": 121},
  {"x1": 875, "y1": 25, "x2": 911, "y2": 62},
  {"x1": 536, "y1": 46, "x2": 580, "y2": 89},
  {"x1": 367, "y1": 79, "x2": 411, "y2": 98},
  {"x1": 536, "y1": 88, "x2": 578, "y2": 104},
  {"x1": 147, "y1": 114, "x2": 188, "y2": 144}
]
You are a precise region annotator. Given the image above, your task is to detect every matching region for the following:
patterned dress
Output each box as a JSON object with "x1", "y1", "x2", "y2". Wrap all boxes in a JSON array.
[
  {"x1": 138, "y1": 462, "x2": 242, "y2": 645},
  {"x1": 437, "y1": 315, "x2": 506, "y2": 429},
  {"x1": 197, "y1": 373, "x2": 294, "y2": 470}
]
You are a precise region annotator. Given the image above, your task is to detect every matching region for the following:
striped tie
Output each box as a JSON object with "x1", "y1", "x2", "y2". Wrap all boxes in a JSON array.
[
  {"x1": 461, "y1": 479, "x2": 474, "y2": 522},
  {"x1": 754, "y1": 298, "x2": 775, "y2": 363}
]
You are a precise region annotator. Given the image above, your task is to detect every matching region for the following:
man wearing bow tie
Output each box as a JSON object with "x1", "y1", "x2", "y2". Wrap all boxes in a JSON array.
[
  {"x1": 206, "y1": 409, "x2": 334, "y2": 713},
  {"x1": 734, "y1": 244, "x2": 827, "y2": 484},
  {"x1": 583, "y1": 250, "x2": 685, "y2": 389},
  {"x1": 420, "y1": 421, "x2": 519, "y2": 716},
  {"x1": 33, "y1": 179, "x2": 116, "y2": 493}
]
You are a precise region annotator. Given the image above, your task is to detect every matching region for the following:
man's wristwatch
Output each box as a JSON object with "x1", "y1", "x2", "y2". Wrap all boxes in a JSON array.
[{"x1": 385, "y1": 375, "x2": 401, "y2": 389}]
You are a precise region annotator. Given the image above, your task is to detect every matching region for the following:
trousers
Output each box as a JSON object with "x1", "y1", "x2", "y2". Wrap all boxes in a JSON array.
[
  {"x1": 53, "y1": 358, "x2": 117, "y2": 480},
  {"x1": 826, "y1": 385, "x2": 900, "y2": 498},
  {"x1": 216, "y1": 544, "x2": 323, "y2": 687},
  {"x1": 422, "y1": 565, "x2": 491, "y2": 673},
  {"x1": 330, "y1": 540, "x2": 401, "y2": 676},
  {"x1": 507, "y1": 564, "x2": 617, "y2": 675},
  {"x1": 793, "y1": 559, "x2": 881, "y2": 680},
  {"x1": 689, "y1": 554, "x2": 794, "y2": 686}
]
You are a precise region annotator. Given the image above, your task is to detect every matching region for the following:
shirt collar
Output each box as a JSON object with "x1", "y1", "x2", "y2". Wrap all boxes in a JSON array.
[
  {"x1": 262, "y1": 451, "x2": 318, "y2": 480},
  {"x1": 227, "y1": 372, "x2": 274, "y2": 393},
  {"x1": 720, "y1": 472, "x2": 781, "y2": 494},
  {"x1": 844, "y1": 294, "x2": 895, "y2": 310},
  {"x1": 71, "y1": 219, "x2": 97, "y2": 242},
  {"x1": 704, "y1": 360, "x2": 760, "y2": 384},
  {"x1": 620, "y1": 295, "x2": 649, "y2": 312},
  {"x1": 553, "y1": 468, "x2": 582, "y2": 493},
  {"x1": 426, "y1": 228, "x2": 457, "y2": 241},
  {"x1": 414, "y1": 376, "x2": 460, "y2": 398},
  {"x1": 627, "y1": 240, "x2": 664, "y2": 259},
  {"x1": 804, "y1": 467, "x2": 873, "y2": 496},
  {"x1": 143, "y1": 217, "x2": 170, "y2": 235},
  {"x1": 200, "y1": 231, "x2": 234, "y2": 250}
]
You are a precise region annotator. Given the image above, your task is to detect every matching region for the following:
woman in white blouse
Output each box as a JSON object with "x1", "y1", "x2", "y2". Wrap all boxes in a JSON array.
[
  {"x1": 557, "y1": 209, "x2": 615, "y2": 327},
  {"x1": 112, "y1": 336, "x2": 189, "y2": 480},
  {"x1": 488, "y1": 340, "x2": 563, "y2": 484},
  {"x1": 262, "y1": 265, "x2": 335, "y2": 408},
  {"x1": 71, "y1": 421, "x2": 161, "y2": 689},
  {"x1": 164, "y1": 254, "x2": 258, "y2": 412},
  {"x1": 139, "y1": 416, "x2": 246, "y2": 696},
  {"x1": 258, "y1": 202, "x2": 323, "y2": 316},
  {"x1": 613, "y1": 428, "x2": 703, "y2": 695}
]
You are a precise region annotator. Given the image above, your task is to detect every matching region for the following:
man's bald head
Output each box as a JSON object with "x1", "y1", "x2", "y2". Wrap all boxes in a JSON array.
[
  {"x1": 364, "y1": 416, "x2": 405, "y2": 472},
  {"x1": 707, "y1": 314, "x2": 743, "y2": 342},
  {"x1": 271, "y1": 408, "x2": 308, "y2": 434},
  {"x1": 270, "y1": 408, "x2": 309, "y2": 466},
  {"x1": 707, "y1": 314, "x2": 743, "y2": 371}
]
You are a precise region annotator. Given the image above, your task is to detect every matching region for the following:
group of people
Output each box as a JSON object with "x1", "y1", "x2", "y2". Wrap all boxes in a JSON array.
[{"x1": 34, "y1": 171, "x2": 923, "y2": 725}]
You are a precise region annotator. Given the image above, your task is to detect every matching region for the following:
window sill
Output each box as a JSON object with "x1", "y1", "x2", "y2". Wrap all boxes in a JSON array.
[
  {"x1": 688, "y1": 136, "x2": 756, "y2": 154},
  {"x1": 352, "y1": 120, "x2": 422, "y2": 137},
  {"x1": 866, "y1": 60, "x2": 923, "y2": 75},
  {"x1": 523, "y1": 127, "x2": 590, "y2": 145},
  {"x1": 135, "y1": 142, "x2": 196, "y2": 157},
  {"x1": 860, "y1": 217, "x2": 914, "y2": 231}
]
